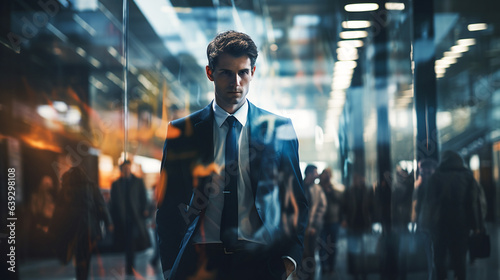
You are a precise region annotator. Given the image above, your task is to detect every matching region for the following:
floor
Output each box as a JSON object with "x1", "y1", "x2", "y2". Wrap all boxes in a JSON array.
[{"x1": 15, "y1": 223, "x2": 500, "y2": 280}]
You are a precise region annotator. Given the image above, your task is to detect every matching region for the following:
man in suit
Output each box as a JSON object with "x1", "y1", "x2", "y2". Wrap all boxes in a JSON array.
[
  {"x1": 156, "y1": 30, "x2": 308, "y2": 280},
  {"x1": 110, "y1": 160, "x2": 150, "y2": 275}
]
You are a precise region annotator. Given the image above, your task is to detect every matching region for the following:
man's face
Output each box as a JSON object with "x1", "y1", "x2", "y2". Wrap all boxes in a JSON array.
[
  {"x1": 306, "y1": 169, "x2": 319, "y2": 183},
  {"x1": 121, "y1": 163, "x2": 132, "y2": 178},
  {"x1": 206, "y1": 53, "x2": 255, "y2": 114}
]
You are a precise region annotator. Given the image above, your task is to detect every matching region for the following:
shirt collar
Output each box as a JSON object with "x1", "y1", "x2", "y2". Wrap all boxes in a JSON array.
[{"x1": 212, "y1": 99, "x2": 248, "y2": 128}]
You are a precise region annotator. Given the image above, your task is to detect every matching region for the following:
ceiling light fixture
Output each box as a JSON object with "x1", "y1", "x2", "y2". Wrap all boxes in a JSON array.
[
  {"x1": 450, "y1": 45, "x2": 469, "y2": 53},
  {"x1": 342, "y1": 20, "x2": 371, "y2": 29},
  {"x1": 338, "y1": 40, "x2": 364, "y2": 48},
  {"x1": 467, "y1": 23, "x2": 488, "y2": 31},
  {"x1": 340, "y1": 30, "x2": 369, "y2": 39},
  {"x1": 335, "y1": 60, "x2": 357, "y2": 70},
  {"x1": 385, "y1": 2, "x2": 405, "y2": 10},
  {"x1": 344, "y1": 3, "x2": 379, "y2": 12},
  {"x1": 443, "y1": 51, "x2": 462, "y2": 58},
  {"x1": 456, "y1": 38, "x2": 476, "y2": 46}
]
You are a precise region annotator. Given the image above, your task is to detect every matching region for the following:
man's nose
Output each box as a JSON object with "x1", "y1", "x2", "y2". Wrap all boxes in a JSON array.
[{"x1": 230, "y1": 74, "x2": 242, "y2": 86}]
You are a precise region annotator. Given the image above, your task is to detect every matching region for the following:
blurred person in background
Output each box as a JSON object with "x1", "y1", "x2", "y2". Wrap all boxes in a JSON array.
[
  {"x1": 342, "y1": 173, "x2": 375, "y2": 280},
  {"x1": 318, "y1": 168, "x2": 343, "y2": 277},
  {"x1": 28, "y1": 175, "x2": 56, "y2": 257},
  {"x1": 109, "y1": 160, "x2": 151, "y2": 275},
  {"x1": 31, "y1": 175, "x2": 56, "y2": 233},
  {"x1": 298, "y1": 165, "x2": 326, "y2": 280},
  {"x1": 423, "y1": 151, "x2": 484, "y2": 280},
  {"x1": 412, "y1": 158, "x2": 438, "y2": 226},
  {"x1": 412, "y1": 158, "x2": 438, "y2": 280},
  {"x1": 50, "y1": 166, "x2": 113, "y2": 280},
  {"x1": 391, "y1": 166, "x2": 414, "y2": 232}
]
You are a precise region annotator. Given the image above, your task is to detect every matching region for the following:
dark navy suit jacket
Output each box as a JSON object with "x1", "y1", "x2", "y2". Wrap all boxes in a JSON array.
[{"x1": 156, "y1": 101, "x2": 308, "y2": 279}]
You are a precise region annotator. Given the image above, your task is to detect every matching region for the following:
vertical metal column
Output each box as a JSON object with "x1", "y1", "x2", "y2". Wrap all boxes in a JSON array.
[
  {"x1": 122, "y1": 0, "x2": 129, "y2": 161},
  {"x1": 373, "y1": 1, "x2": 395, "y2": 278},
  {"x1": 373, "y1": 0, "x2": 392, "y2": 232},
  {"x1": 412, "y1": 0, "x2": 439, "y2": 163}
]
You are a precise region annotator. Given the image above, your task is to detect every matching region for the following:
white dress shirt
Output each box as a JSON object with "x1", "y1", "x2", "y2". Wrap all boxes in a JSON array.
[{"x1": 192, "y1": 100, "x2": 265, "y2": 244}]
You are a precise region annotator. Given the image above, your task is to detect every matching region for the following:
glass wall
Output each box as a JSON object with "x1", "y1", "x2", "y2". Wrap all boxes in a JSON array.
[{"x1": 0, "y1": 0, "x2": 499, "y2": 279}]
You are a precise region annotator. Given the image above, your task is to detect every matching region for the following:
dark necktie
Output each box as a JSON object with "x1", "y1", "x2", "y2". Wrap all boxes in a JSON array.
[{"x1": 220, "y1": 116, "x2": 239, "y2": 248}]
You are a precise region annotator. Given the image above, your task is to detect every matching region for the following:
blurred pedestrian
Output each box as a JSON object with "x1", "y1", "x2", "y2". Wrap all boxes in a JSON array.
[
  {"x1": 342, "y1": 173, "x2": 374, "y2": 280},
  {"x1": 299, "y1": 165, "x2": 326, "y2": 280},
  {"x1": 318, "y1": 168, "x2": 343, "y2": 276},
  {"x1": 424, "y1": 151, "x2": 484, "y2": 280},
  {"x1": 50, "y1": 166, "x2": 113, "y2": 280},
  {"x1": 109, "y1": 160, "x2": 151, "y2": 275},
  {"x1": 411, "y1": 158, "x2": 438, "y2": 280},
  {"x1": 391, "y1": 166, "x2": 414, "y2": 232}
]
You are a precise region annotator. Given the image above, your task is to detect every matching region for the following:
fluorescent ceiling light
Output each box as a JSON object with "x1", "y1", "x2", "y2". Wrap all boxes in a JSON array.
[
  {"x1": 89, "y1": 56, "x2": 101, "y2": 68},
  {"x1": 338, "y1": 40, "x2": 364, "y2": 48},
  {"x1": 342, "y1": 20, "x2": 371, "y2": 29},
  {"x1": 457, "y1": 38, "x2": 476, "y2": 46},
  {"x1": 443, "y1": 51, "x2": 462, "y2": 58},
  {"x1": 76, "y1": 47, "x2": 86, "y2": 57},
  {"x1": 340, "y1": 30, "x2": 368, "y2": 39},
  {"x1": 467, "y1": 23, "x2": 488, "y2": 31},
  {"x1": 335, "y1": 60, "x2": 357, "y2": 70},
  {"x1": 385, "y1": 2, "x2": 405, "y2": 11},
  {"x1": 435, "y1": 68, "x2": 446, "y2": 74},
  {"x1": 435, "y1": 60, "x2": 451, "y2": 68},
  {"x1": 441, "y1": 56, "x2": 457, "y2": 64},
  {"x1": 345, "y1": 3, "x2": 379, "y2": 12},
  {"x1": 337, "y1": 47, "x2": 358, "y2": 56},
  {"x1": 334, "y1": 69, "x2": 354, "y2": 77},
  {"x1": 338, "y1": 52, "x2": 359, "y2": 61},
  {"x1": 450, "y1": 45, "x2": 469, "y2": 53}
]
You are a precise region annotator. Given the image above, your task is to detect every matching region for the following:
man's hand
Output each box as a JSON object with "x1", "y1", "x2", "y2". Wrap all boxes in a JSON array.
[{"x1": 283, "y1": 258, "x2": 294, "y2": 278}]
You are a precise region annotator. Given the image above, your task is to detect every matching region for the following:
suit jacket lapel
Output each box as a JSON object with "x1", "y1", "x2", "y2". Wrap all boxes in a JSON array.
[{"x1": 194, "y1": 103, "x2": 214, "y2": 165}]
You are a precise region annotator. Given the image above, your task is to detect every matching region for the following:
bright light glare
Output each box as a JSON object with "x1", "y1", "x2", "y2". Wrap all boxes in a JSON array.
[
  {"x1": 468, "y1": 23, "x2": 488, "y2": 31},
  {"x1": 337, "y1": 47, "x2": 359, "y2": 61},
  {"x1": 335, "y1": 60, "x2": 357, "y2": 70},
  {"x1": 342, "y1": 20, "x2": 371, "y2": 29},
  {"x1": 385, "y1": 2, "x2": 405, "y2": 10},
  {"x1": 441, "y1": 56, "x2": 457, "y2": 64},
  {"x1": 450, "y1": 45, "x2": 469, "y2": 53},
  {"x1": 457, "y1": 38, "x2": 476, "y2": 46},
  {"x1": 338, "y1": 40, "x2": 364, "y2": 48},
  {"x1": 340, "y1": 30, "x2": 368, "y2": 39},
  {"x1": 435, "y1": 68, "x2": 446, "y2": 74},
  {"x1": 345, "y1": 3, "x2": 379, "y2": 12},
  {"x1": 37, "y1": 105, "x2": 57, "y2": 120},
  {"x1": 334, "y1": 69, "x2": 354, "y2": 77},
  {"x1": 53, "y1": 101, "x2": 68, "y2": 112},
  {"x1": 435, "y1": 60, "x2": 451, "y2": 68},
  {"x1": 443, "y1": 51, "x2": 462, "y2": 58}
]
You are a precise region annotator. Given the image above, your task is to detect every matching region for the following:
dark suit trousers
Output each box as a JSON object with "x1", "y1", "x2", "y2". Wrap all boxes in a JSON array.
[{"x1": 175, "y1": 243, "x2": 287, "y2": 280}]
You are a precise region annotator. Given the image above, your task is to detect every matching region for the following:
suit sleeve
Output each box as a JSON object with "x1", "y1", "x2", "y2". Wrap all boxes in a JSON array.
[{"x1": 156, "y1": 123, "x2": 193, "y2": 276}]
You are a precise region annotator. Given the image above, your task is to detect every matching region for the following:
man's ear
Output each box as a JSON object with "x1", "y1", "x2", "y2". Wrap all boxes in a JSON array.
[{"x1": 206, "y1": 66, "x2": 214, "y2": 81}]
